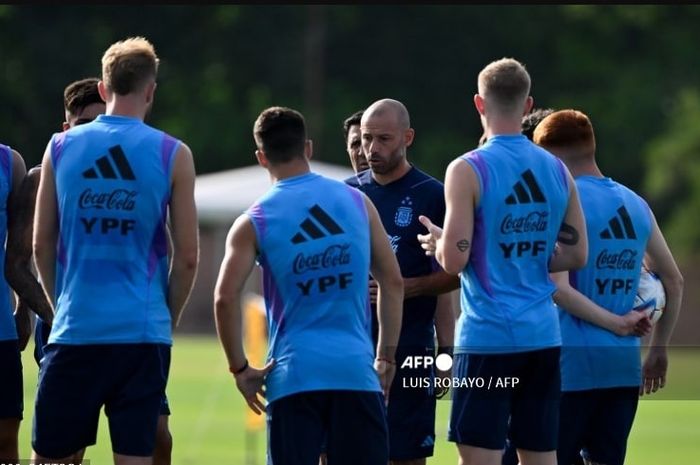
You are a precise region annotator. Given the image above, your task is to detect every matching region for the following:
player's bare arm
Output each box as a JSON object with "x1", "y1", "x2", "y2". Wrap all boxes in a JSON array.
[
  {"x1": 549, "y1": 168, "x2": 588, "y2": 272},
  {"x1": 403, "y1": 270, "x2": 459, "y2": 298},
  {"x1": 640, "y1": 212, "x2": 684, "y2": 396},
  {"x1": 364, "y1": 194, "x2": 403, "y2": 401},
  {"x1": 33, "y1": 146, "x2": 58, "y2": 306},
  {"x1": 214, "y1": 214, "x2": 274, "y2": 415},
  {"x1": 418, "y1": 158, "x2": 477, "y2": 275},
  {"x1": 2, "y1": 149, "x2": 35, "y2": 350},
  {"x1": 167, "y1": 143, "x2": 199, "y2": 328},
  {"x1": 551, "y1": 271, "x2": 649, "y2": 337},
  {"x1": 6, "y1": 165, "x2": 54, "y2": 329}
]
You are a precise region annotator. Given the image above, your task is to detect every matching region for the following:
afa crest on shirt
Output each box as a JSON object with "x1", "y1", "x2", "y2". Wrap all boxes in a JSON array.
[{"x1": 394, "y1": 196, "x2": 414, "y2": 227}]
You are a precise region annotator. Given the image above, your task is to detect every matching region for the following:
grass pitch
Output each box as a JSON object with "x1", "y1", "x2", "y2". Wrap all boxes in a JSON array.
[{"x1": 18, "y1": 336, "x2": 700, "y2": 464}]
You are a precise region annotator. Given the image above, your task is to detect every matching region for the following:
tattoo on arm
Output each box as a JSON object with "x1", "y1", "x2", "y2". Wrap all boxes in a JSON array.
[
  {"x1": 558, "y1": 223, "x2": 580, "y2": 246},
  {"x1": 456, "y1": 239, "x2": 470, "y2": 252}
]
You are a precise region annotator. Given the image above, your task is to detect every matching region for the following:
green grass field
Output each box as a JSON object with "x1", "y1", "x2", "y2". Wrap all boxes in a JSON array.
[{"x1": 17, "y1": 336, "x2": 700, "y2": 464}]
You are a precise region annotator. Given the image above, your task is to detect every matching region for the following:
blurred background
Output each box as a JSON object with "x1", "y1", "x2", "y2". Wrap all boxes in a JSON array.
[
  {"x1": 3, "y1": 4, "x2": 699, "y2": 463},
  {"x1": 2, "y1": 4, "x2": 698, "y2": 341}
]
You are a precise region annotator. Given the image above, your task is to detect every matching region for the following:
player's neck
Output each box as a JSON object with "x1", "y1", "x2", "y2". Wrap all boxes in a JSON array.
[
  {"x1": 371, "y1": 159, "x2": 411, "y2": 185},
  {"x1": 105, "y1": 98, "x2": 147, "y2": 120},
  {"x1": 483, "y1": 116, "x2": 522, "y2": 137},
  {"x1": 567, "y1": 161, "x2": 604, "y2": 178},
  {"x1": 268, "y1": 158, "x2": 311, "y2": 183}
]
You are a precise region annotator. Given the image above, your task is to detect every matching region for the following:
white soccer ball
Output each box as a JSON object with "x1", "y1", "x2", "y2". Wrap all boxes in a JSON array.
[{"x1": 633, "y1": 268, "x2": 666, "y2": 325}]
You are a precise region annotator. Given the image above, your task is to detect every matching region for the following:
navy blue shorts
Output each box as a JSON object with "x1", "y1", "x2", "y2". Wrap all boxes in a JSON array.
[
  {"x1": 0, "y1": 339, "x2": 23, "y2": 419},
  {"x1": 389, "y1": 348, "x2": 436, "y2": 460},
  {"x1": 448, "y1": 347, "x2": 560, "y2": 451},
  {"x1": 267, "y1": 390, "x2": 387, "y2": 465},
  {"x1": 34, "y1": 323, "x2": 171, "y2": 417},
  {"x1": 558, "y1": 387, "x2": 639, "y2": 465},
  {"x1": 32, "y1": 343, "x2": 170, "y2": 458}
]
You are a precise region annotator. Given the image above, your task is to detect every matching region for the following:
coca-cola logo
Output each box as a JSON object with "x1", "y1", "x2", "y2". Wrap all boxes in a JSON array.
[
  {"x1": 596, "y1": 249, "x2": 638, "y2": 270},
  {"x1": 293, "y1": 244, "x2": 352, "y2": 274},
  {"x1": 79, "y1": 188, "x2": 138, "y2": 211},
  {"x1": 500, "y1": 211, "x2": 549, "y2": 234}
]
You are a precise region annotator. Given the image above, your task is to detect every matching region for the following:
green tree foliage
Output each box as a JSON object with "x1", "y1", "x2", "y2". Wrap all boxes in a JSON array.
[
  {"x1": 644, "y1": 88, "x2": 700, "y2": 260},
  {"x1": 1, "y1": 5, "x2": 699, "y2": 216}
]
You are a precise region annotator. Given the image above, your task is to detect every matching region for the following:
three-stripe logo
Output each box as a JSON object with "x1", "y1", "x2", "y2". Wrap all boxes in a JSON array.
[
  {"x1": 600, "y1": 206, "x2": 637, "y2": 239},
  {"x1": 82, "y1": 145, "x2": 136, "y2": 180},
  {"x1": 505, "y1": 170, "x2": 546, "y2": 204},
  {"x1": 291, "y1": 205, "x2": 345, "y2": 244}
]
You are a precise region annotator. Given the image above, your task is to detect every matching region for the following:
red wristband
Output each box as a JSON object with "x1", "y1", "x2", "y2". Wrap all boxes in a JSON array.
[{"x1": 375, "y1": 357, "x2": 396, "y2": 365}]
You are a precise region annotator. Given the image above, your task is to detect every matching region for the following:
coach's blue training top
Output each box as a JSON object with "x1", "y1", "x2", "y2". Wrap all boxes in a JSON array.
[
  {"x1": 0, "y1": 144, "x2": 14, "y2": 341},
  {"x1": 247, "y1": 172, "x2": 380, "y2": 403},
  {"x1": 560, "y1": 176, "x2": 652, "y2": 391},
  {"x1": 456, "y1": 134, "x2": 570, "y2": 354},
  {"x1": 349, "y1": 166, "x2": 445, "y2": 353},
  {"x1": 49, "y1": 115, "x2": 178, "y2": 345}
]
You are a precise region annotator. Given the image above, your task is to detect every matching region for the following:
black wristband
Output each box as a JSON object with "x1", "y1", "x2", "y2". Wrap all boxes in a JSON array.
[
  {"x1": 230, "y1": 359, "x2": 249, "y2": 375},
  {"x1": 437, "y1": 346, "x2": 453, "y2": 357}
]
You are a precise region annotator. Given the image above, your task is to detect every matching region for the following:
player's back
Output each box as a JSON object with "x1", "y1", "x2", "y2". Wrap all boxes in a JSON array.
[
  {"x1": 49, "y1": 114, "x2": 179, "y2": 345},
  {"x1": 560, "y1": 176, "x2": 652, "y2": 390},
  {"x1": 0, "y1": 144, "x2": 15, "y2": 341},
  {"x1": 457, "y1": 134, "x2": 570, "y2": 354},
  {"x1": 247, "y1": 172, "x2": 379, "y2": 402}
]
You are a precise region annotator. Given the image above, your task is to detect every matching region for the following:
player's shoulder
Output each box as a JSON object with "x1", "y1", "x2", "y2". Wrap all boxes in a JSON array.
[{"x1": 608, "y1": 178, "x2": 650, "y2": 210}]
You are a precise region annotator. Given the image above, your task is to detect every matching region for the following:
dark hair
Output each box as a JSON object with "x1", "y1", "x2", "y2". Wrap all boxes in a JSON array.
[
  {"x1": 253, "y1": 106, "x2": 307, "y2": 164},
  {"x1": 343, "y1": 110, "x2": 363, "y2": 141},
  {"x1": 63, "y1": 78, "x2": 102, "y2": 116},
  {"x1": 521, "y1": 108, "x2": 555, "y2": 141}
]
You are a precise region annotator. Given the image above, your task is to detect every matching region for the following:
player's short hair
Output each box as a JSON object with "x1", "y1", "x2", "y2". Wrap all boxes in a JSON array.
[
  {"x1": 533, "y1": 109, "x2": 596, "y2": 156},
  {"x1": 253, "y1": 106, "x2": 307, "y2": 164},
  {"x1": 63, "y1": 77, "x2": 102, "y2": 116},
  {"x1": 343, "y1": 110, "x2": 364, "y2": 142},
  {"x1": 478, "y1": 58, "x2": 531, "y2": 115},
  {"x1": 522, "y1": 108, "x2": 555, "y2": 141},
  {"x1": 102, "y1": 37, "x2": 159, "y2": 95}
]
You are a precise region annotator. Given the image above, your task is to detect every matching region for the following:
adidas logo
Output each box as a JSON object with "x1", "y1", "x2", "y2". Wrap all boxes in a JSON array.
[
  {"x1": 420, "y1": 435, "x2": 435, "y2": 448},
  {"x1": 505, "y1": 170, "x2": 546, "y2": 205},
  {"x1": 82, "y1": 145, "x2": 136, "y2": 180},
  {"x1": 600, "y1": 206, "x2": 637, "y2": 239},
  {"x1": 291, "y1": 205, "x2": 344, "y2": 244}
]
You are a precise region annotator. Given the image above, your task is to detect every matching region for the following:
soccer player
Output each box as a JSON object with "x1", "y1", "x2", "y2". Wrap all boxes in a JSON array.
[
  {"x1": 343, "y1": 110, "x2": 369, "y2": 174},
  {"x1": 8, "y1": 76, "x2": 175, "y2": 465},
  {"x1": 352, "y1": 98, "x2": 458, "y2": 465},
  {"x1": 418, "y1": 58, "x2": 588, "y2": 465},
  {"x1": 214, "y1": 106, "x2": 403, "y2": 465},
  {"x1": 0, "y1": 144, "x2": 27, "y2": 462},
  {"x1": 533, "y1": 109, "x2": 683, "y2": 465},
  {"x1": 32, "y1": 37, "x2": 199, "y2": 465}
]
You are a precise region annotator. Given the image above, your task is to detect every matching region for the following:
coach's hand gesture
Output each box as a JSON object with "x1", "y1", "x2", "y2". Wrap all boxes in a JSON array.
[
  {"x1": 417, "y1": 215, "x2": 442, "y2": 257},
  {"x1": 234, "y1": 359, "x2": 276, "y2": 414}
]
